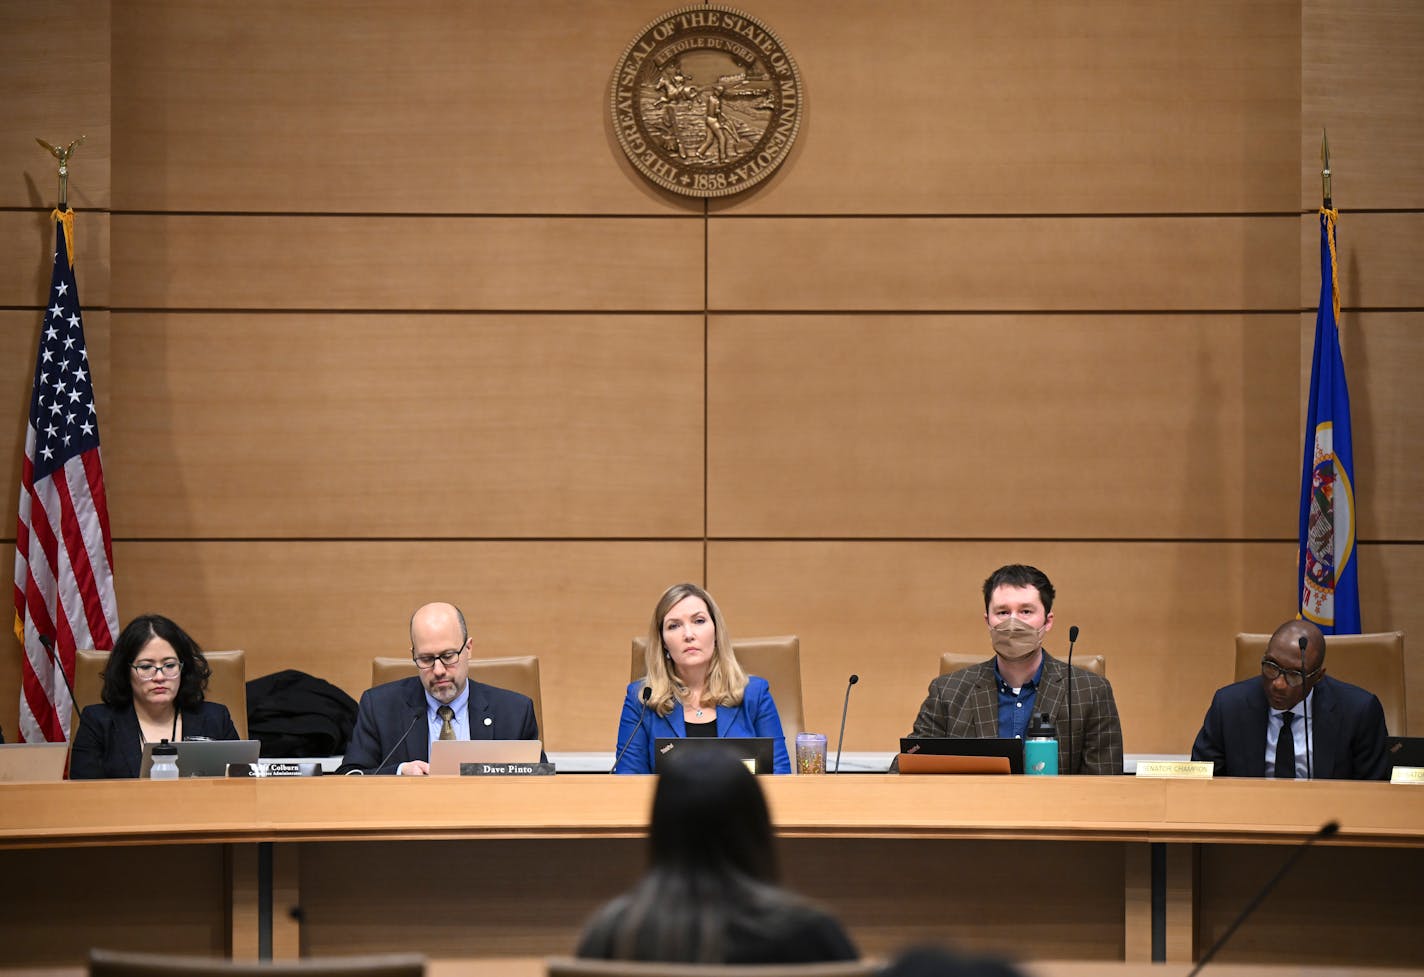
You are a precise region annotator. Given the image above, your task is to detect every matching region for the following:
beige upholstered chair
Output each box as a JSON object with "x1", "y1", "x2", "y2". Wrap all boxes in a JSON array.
[
  {"x1": 371, "y1": 655, "x2": 545, "y2": 741},
  {"x1": 630, "y1": 635, "x2": 805, "y2": 741},
  {"x1": 1234, "y1": 631, "x2": 1406, "y2": 735},
  {"x1": 939, "y1": 651, "x2": 1106, "y2": 678},
  {"x1": 90, "y1": 948, "x2": 423, "y2": 977},
  {"x1": 547, "y1": 958, "x2": 878, "y2": 977},
  {"x1": 73, "y1": 648, "x2": 249, "y2": 739}
]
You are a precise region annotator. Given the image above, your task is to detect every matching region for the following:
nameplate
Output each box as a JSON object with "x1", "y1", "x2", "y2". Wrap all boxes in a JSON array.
[
  {"x1": 459, "y1": 762, "x2": 555, "y2": 777},
  {"x1": 226, "y1": 762, "x2": 324, "y2": 778},
  {"x1": 264, "y1": 761, "x2": 324, "y2": 777},
  {"x1": 1390, "y1": 766, "x2": 1424, "y2": 785},
  {"x1": 1135, "y1": 761, "x2": 1214, "y2": 779}
]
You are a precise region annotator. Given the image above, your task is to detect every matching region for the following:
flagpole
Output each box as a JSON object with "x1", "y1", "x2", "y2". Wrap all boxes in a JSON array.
[
  {"x1": 35, "y1": 135, "x2": 86, "y2": 211},
  {"x1": 1320, "y1": 129, "x2": 1332, "y2": 210}
]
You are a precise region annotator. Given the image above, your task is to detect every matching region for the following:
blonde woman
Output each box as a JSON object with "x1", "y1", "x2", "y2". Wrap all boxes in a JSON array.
[{"x1": 612, "y1": 583, "x2": 790, "y2": 774}]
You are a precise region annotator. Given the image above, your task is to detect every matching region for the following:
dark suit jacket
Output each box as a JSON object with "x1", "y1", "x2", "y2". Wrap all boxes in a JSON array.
[
  {"x1": 907, "y1": 652, "x2": 1124, "y2": 775},
  {"x1": 1190, "y1": 675, "x2": 1389, "y2": 780},
  {"x1": 69, "y1": 701, "x2": 240, "y2": 779},
  {"x1": 337, "y1": 676, "x2": 540, "y2": 774}
]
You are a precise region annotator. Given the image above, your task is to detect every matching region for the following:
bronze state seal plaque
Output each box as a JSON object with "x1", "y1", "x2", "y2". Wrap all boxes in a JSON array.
[{"x1": 610, "y1": 5, "x2": 803, "y2": 197}]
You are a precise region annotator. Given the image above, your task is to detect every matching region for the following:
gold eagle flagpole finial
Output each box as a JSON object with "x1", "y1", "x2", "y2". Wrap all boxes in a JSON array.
[{"x1": 35, "y1": 135, "x2": 86, "y2": 211}]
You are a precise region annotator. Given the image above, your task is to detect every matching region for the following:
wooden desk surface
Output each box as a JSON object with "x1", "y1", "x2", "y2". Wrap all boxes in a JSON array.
[{"x1": 2, "y1": 774, "x2": 1422, "y2": 849}]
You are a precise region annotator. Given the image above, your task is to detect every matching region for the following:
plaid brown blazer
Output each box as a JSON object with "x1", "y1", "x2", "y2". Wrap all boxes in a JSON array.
[{"x1": 907, "y1": 651, "x2": 1124, "y2": 775}]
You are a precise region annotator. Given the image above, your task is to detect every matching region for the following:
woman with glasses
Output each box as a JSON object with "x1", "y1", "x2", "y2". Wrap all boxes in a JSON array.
[{"x1": 70, "y1": 614, "x2": 239, "y2": 779}]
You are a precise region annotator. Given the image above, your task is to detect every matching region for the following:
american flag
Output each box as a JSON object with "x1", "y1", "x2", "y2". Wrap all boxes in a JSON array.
[{"x1": 12, "y1": 210, "x2": 118, "y2": 742}]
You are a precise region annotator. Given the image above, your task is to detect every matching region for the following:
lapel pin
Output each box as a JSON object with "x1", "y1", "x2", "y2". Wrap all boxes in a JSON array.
[{"x1": 483, "y1": 717, "x2": 492, "y2": 726}]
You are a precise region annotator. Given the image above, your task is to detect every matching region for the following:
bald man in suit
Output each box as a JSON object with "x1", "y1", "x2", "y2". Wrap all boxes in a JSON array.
[{"x1": 1191, "y1": 619, "x2": 1388, "y2": 780}]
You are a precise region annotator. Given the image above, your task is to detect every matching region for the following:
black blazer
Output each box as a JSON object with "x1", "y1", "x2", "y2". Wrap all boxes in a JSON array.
[
  {"x1": 337, "y1": 676, "x2": 540, "y2": 774},
  {"x1": 69, "y1": 701, "x2": 241, "y2": 779},
  {"x1": 1190, "y1": 675, "x2": 1389, "y2": 780}
]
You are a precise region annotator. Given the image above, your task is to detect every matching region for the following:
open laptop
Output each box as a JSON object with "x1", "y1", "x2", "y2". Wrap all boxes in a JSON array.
[
  {"x1": 898, "y1": 737, "x2": 1025, "y2": 775},
  {"x1": 654, "y1": 737, "x2": 777, "y2": 775},
  {"x1": 428, "y1": 739, "x2": 543, "y2": 776},
  {"x1": 0, "y1": 742, "x2": 70, "y2": 781},
  {"x1": 138, "y1": 739, "x2": 261, "y2": 778},
  {"x1": 1386, "y1": 736, "x2": 1424, "y2": 770}
]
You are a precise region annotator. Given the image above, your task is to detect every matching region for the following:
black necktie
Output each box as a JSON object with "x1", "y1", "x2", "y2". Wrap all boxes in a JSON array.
[{"x1": 1275, "y1": 711, "x2": 1296, "y2": 779}]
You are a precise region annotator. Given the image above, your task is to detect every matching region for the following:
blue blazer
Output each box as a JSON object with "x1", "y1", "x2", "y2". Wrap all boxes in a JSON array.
[
  {"x1": 70, "y1": 700, "x2": 240, "y2": 780},
  {"x1": 613, "y1": 675, "x2": 791, "y2": 774},
  {"x1": 1190, "y1": 675, "x2": 1389, "y2": 780},
  {"x1": 337, "y1": 675, "x2": 540, "y2": 774}
]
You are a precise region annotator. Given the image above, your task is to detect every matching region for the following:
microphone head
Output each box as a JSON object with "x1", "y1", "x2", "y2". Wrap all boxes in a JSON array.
[
  {"x1": 1299, "y1": 636, "x2": 1309, "y2": 652},
  {"x1": 640, "y1": 686, "x2": 652, "y2": 703},
  {"x1": 1319, "y1": 820, "x2": 1341, "y2": 838},
  {"x1": 1068, "y1": 625, "x2": 1080, "y2": 643},
  {"x1": 38, "y1": 633, "x2": 53, "y2": 649},
  {"x1": 848, "y1": 674, "x2": 859, "y2": 685}
]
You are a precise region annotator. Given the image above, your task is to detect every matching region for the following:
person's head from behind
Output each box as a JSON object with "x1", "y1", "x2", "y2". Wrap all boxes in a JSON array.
[
  {"x1": 1261, "y1": 618, "x2": 1326, "y2": 712},
  {"x1": 101, "y1": 614, "x2": 211, "y2": 713},
  {"x1": 650, "y1": 747, "x2": 777, "y2": 885}
]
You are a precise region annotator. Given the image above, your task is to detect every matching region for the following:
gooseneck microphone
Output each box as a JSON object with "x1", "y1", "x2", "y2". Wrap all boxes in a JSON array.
[
  {"x1": 610, "y1": 686, "x2": 653, "y2": 774},
  {"x1": 38, "y1": 634, "x2": 78, "y2": 739},
  {"x1": 833, "y1": 674, "x2": 859, "y2": 773},
  {"x1": 1299, "y1": 635, "x2": 1313, "y2": 780},
  {"x1": 1184, "y1": 820, "x2": 1339, "y2": 976},
  {"x1": 1065, "y1": 625, "x2": 1079, "y2": 773},
  {"x1": 354, "y1": 710, "x2": 423, "y2": 776}
]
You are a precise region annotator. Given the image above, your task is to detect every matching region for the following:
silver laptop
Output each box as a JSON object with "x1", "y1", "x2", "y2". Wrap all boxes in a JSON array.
[
  {"x1": 138, "y1": 739, "x2": 261, "y2": 778},
  {"x1": 0, "y1": 742, "x2": 70, "y2": 781},
  {"x1": 428, "y1": 739, "x2": 543, "y2": 775}
]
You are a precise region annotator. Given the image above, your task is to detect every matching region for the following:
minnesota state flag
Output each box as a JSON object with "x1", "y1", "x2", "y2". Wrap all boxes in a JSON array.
[{"x1": 1298, "y1": 208, "x2": 1360, "y2": 634}]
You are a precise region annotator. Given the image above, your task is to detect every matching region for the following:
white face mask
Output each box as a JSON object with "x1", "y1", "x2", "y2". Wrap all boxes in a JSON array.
[{"x1": 989, "y1": 616, "x2": 1043, "y2": 662}]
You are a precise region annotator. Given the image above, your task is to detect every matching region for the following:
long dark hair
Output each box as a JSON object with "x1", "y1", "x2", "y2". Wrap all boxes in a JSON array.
[
  {"x1": 578, "y1": 749, "x2": 794, "y2": 961},
  {"x1": 100, "y1": 614, "x2": 212, "y2": 712}
]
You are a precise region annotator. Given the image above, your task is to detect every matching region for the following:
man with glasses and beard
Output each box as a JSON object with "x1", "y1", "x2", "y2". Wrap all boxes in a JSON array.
[
  {"x1": 1192, "y1": 618, "x2": 1389, "y2": 780},
  {"x1": 337, "y1": 602, "x2": 539, "y2": 775}
]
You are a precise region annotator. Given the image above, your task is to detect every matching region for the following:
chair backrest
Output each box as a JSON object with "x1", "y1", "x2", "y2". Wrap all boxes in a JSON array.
[
  {"x1": 73, "y1": 648, "x2": 249, "y2": 739},
  {"x1": 939, "y1": 651, "x2": 1106, "y2": 678},
  {"x1": 630, "y1": 635, "x2": 805, "y2": 740},
  {"x1": 1234, "y1": 631, "x2": 1407, "y2": 735},
  {"x1": 90, "y1": 948, "x2": 424, "y2": 977},
  {"x1": 371, "y1": 655, "x2": 545, "y2": 741},
  {"x1": 547, "y1": 957, "x2": 878, "y2": 977}
]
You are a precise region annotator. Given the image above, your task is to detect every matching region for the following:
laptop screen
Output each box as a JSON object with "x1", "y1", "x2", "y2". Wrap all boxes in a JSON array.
[
  {"x1": 427, "y1": 739, "x2": 543, "y2": 775},
  {"x1": 653, "y1": 737, "x2": 777, "y2": 775},
  {"x1": 139, "y1": 739, "x2": 261, "y2": 778},
  {"x1": 899, "y1": 737, "x2": 1025, "y2": 775}
]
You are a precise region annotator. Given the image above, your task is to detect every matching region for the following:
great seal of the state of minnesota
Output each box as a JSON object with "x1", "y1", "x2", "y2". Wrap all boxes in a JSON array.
[{"x1": 610, "y1": 5, "x2": 803, "y2": 198}]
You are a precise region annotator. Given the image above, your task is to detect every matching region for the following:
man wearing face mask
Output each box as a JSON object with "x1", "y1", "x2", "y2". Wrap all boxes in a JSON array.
[{"x1": 903, "y1": 564, "x2": 1124, "y2": 774}]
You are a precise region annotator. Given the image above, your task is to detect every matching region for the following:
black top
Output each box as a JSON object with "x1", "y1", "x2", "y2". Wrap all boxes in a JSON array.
[
  {"x1": 577, "y1": 887, "x2": 858, "y2": 964},
  {"x1": 684, "y1": 717, "x2": 718, "y2": 738},
  {"x1": 70, "y1": 701, "x2": 240, "y2": 779}
]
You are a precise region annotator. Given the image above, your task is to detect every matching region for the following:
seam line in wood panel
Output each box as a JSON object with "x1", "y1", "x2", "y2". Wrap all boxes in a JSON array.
[
  {"x1": 20, "y1": 538, "x2": 1424, "y2": 546},
  {"x1": 703, "y1": 194, "x2": 710, "y2": 584},
  {"x1": 95, "y1": 307, "x2": 1407, "y2": 317}
]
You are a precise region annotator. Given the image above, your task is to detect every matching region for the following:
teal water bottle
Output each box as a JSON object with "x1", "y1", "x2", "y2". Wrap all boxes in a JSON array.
[{"x1": 1024, "y1": 713, "x2": 1058, "y2": 776}]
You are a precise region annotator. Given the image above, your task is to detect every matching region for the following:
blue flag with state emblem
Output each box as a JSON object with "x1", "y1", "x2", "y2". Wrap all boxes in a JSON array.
[{"x1": 1298, "y1": 208, "x2": 1359, "y2": 634}]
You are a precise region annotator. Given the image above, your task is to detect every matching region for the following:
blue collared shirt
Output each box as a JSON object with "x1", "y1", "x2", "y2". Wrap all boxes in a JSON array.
[
  {"x1": 425, "y1": 682, "x2": 470, "y2": 748},
  {"x1": 995, "y1": 657, "x2": 1045, "y2": 739}
]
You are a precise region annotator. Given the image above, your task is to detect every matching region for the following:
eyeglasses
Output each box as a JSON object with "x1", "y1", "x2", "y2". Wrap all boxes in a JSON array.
[
  {"x1": 132, "y1": 660, "x2": 182, "y2": 679},
  {"x1": 413, "y1": 647, "x2": 465, "y2": 670},
  {"x1": 1260, "y1": 658, "x2": 1321, "y2": 688}
]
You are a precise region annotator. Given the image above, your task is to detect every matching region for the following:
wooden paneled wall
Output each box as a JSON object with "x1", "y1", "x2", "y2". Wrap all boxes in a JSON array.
[{"x1": 2, "y1": 0, "x2": 1420, "y2": 755}]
